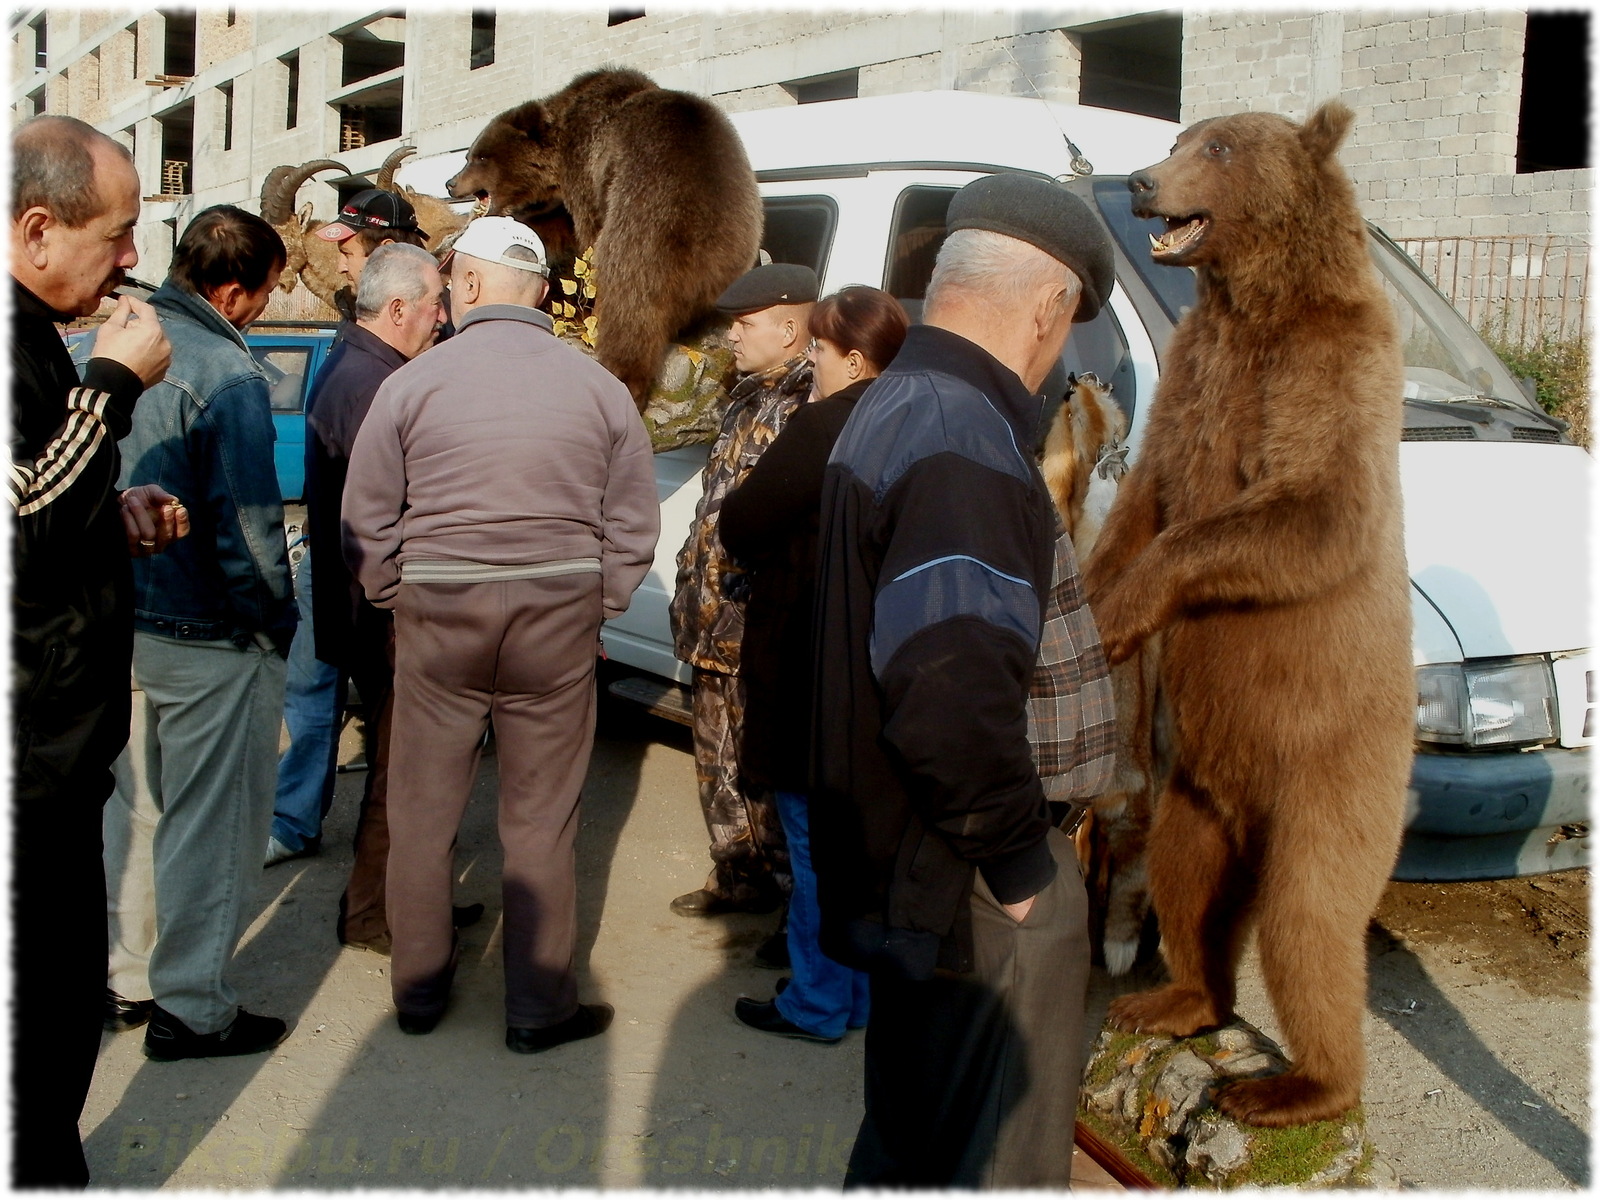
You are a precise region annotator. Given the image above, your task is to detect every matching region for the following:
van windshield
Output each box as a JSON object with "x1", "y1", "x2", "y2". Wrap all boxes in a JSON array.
[{"x1": 1091, "y1": 179, "x2": 1538, "y2": 416}]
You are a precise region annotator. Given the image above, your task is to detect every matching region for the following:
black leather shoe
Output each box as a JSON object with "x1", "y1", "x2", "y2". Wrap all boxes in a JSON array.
[
  {"x1": 104, "y1": 989, "x2": 154, "y2": 1033},
  {"x1": 670, "y1": 887, "x2": 780, "y2": 917},
  {"x1": 506, "y1": 1003, "x2": 614, "y2": 1054},
  {"x1": 733, "y1": 996, "x2": 839, "y2": 1043},
  {"x1": 452, "y1": 903, "x2": 485, "y2": 929},
  {"x1": 753, "y1": 929, "x2": 790, "y2": 969},
  {"x1": 396, "y1": 1010, "x2": 442, "y2": 1036},
  {"x1": 143, "y1": 1005, "x2": 289, "y2": 1061}
]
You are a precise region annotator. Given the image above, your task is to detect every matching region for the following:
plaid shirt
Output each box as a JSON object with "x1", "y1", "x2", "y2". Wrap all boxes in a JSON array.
[{"x1": 1028, "y1": 524, "x2": 1116, "y2": 800}]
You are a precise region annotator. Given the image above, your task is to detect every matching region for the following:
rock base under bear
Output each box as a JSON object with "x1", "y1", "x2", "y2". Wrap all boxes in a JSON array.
[{"x1": 1079, "y1": 1021, "x2": 1396, "y2": 1188}]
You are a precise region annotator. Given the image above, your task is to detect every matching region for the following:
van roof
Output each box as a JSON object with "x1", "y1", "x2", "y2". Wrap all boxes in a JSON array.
[{"x1": 728, "y1": 91, "x2": 1181, "y2": 180}]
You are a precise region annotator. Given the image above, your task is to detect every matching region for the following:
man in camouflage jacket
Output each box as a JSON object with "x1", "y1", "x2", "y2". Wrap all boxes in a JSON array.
[{"x1": 668, "y1": 264, "x2": 817, "y2": 916}]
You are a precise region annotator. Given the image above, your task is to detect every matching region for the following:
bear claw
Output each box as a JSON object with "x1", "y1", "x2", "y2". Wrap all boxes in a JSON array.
[
  {"x1": 1107, "y1": 985, "x2": 1228, "y2": 1036},
  {"x1": 1216, "y1": 1072, "x2": 1358, "y2": 1127}
]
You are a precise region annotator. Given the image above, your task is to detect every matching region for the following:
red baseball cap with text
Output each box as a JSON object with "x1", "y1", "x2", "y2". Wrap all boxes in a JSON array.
[{"x1": 315, "y1": 189, "x2": 428, "y2": 242}]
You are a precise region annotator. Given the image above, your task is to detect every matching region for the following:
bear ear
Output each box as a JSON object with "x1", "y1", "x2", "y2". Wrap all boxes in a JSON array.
[
  {"x1": 1300, "y1": 101, "x2": 1355, "y2": 163},
  {"x1": 504, "y1": 101, "x2": 547, "y2": 140}
]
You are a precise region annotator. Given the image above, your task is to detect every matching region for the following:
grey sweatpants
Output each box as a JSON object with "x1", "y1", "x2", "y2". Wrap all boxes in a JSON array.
[
  {"x1": 846, "y1": 826, "x2": 1091, "y2": 1188},
  {"x1": 385, "y1": 574, "x2": 601, "y2": 1028}
]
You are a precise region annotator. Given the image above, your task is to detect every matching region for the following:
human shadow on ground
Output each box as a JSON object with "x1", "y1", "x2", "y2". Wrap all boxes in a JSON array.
[
  {"x1": 1366, "y1": 921, "x2": 1589, "y2": 1186},
  {"x1": 194, "y1": 668, "x2": 654, "y2": 1189}
]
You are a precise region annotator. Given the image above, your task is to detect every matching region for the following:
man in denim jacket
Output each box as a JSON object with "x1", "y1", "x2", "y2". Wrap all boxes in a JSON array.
[{"x1": 103, "y1": 206, "x2": 299, "y2": 1060}]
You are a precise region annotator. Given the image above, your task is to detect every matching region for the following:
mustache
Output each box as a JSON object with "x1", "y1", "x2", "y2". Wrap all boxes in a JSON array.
[{"x1": 101, "y1": 269, "x2": 128, "y2": 297}]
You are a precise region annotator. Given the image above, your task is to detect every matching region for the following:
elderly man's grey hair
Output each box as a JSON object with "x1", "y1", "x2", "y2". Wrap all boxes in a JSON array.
[
  {"x1": 926, "y1": 228, "x2": 1082, "y2": 318},
  {"x1": 354, "y1": 242, "x2": 439, "y2": 320}
]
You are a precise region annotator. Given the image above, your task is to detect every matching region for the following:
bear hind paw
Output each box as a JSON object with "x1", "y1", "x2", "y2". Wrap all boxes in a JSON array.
[
  {"x1": 1107, "y1": 985, "x2": 1228, "y2": 1036},
  {"x1": 1215, "y1": 1071, "x2": 1360, "y2": 1128}
]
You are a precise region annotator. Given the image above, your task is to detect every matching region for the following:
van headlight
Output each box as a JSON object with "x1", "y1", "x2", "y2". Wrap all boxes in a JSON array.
[{"x1": 1415, "y1": 658, "x2": 1558, "y2": 748}]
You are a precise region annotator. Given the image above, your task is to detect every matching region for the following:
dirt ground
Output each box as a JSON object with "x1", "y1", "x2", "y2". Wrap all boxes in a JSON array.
[{"x1": 80, "y1": 684, "x2": 1589, "y2": 1190}]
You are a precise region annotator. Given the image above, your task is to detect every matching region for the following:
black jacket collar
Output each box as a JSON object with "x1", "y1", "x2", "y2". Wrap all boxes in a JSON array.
[
  {"x1": 892, "y1": 324, "x2": 1046, "y2": 446},
  {"x1": 13, "y1": 277, "x2": 68, "y2": 325},
  {"x1": 339, "y1": 320, "x2": 411, "y2": 371}
]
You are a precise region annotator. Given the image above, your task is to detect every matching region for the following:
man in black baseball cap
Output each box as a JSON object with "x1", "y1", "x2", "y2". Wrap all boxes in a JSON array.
[
  {"x1": 316, "y1": 189, "x2": 430, "y2": 286},
  {"x1": 808, "y1": 174, "x2": 1114, "y2": 1186},
  {"x1": 666, "y1": 261, "x2": 818, "y2": 937}
]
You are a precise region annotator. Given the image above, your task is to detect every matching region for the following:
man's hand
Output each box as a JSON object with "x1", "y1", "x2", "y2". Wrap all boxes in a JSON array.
[
  {"x1": 92, "y1": 296, "x2": 171, "y2": 389},
  {"x1": 120, "y1": 484, "x2": 190, "y2": 557},
  {"x1": 1002, "y1": 894, "x2": 1036, "y2": 924}
]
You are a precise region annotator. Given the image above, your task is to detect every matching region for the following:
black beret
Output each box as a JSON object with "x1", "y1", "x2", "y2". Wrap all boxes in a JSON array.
[
  {"x1": 945, "y1": 174, "x2": 1114, "y2": 322},
  {"x1": 715, "y1": 263, "x2": 820, "y2": 316}
]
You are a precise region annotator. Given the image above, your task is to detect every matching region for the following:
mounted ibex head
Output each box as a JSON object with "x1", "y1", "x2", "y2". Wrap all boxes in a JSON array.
[
  {"x1": 260, "y1": 159, "x2": 348, "y2": 301},
  {"x1": 374, "y1": 145, "x2": 416, "y2": 192}
]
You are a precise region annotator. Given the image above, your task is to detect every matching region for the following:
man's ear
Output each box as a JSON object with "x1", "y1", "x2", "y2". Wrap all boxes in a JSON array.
[
  {"x1": 14, "y1": 207, "x2": 53, "y2": 269},
  {"x1": 208, "y1": 280, "x2": 245, "y2": 320},
  {"x1": 389, "y1": 295, "x2": 407, "y2": 326}
]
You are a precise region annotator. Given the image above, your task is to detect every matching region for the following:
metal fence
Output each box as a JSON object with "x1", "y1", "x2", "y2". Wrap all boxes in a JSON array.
[{"x1": 1395, "y1": 235, "x2": 1590, "y2": 348}]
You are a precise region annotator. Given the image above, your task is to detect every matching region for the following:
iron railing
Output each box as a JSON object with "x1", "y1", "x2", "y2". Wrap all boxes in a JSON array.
[{"x1": 1396, "y1": 234, "x2": 1590, "y2": 347}]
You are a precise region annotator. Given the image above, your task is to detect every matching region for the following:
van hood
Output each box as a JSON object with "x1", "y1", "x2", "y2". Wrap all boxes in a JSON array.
[{"x1": 1400, "y1": 441, "x2": 1591, "y2": 660}]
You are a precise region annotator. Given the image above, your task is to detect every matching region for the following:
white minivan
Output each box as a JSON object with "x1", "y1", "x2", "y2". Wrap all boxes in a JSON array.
[{"x1": 425, "y1": 91, "x2": 1591, "y2": 882}]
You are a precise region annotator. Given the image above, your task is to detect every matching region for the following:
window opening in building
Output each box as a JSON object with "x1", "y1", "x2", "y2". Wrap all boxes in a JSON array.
[
  {"x1": 759, "y1": 196, "x2": 837, "y2": 281},
  {"x1": 220, "y1": 81, "x2": 234, "y2": 152},
  {"x1": 471, "y1": 10, "x2": 495, "y2": 69},
  {"x1": 282, "y1": 52, "x2": 299, "y2": 128},
  {"x1": 781, "y1": 68, "x2": 859, "y2": 105},
  {"x1": 1517, "y1": 12, "x2": 1590, "y2": 173},
  {"x1": 1074, "y1": 14, "x2": 1181, "y2": 122},
  {"x1": 30, "y1": 14, "x2": 46, "y2": 71},
  {"x1": 28, "y1": 85, "x2": 45, "y2": 116},
  {"x1": 161, "y1": 9, "x2": 196, "y2": 78},
  {"x1": 339, "y1": 98, "x2": 403, "y2": 150},
  {"x1": 337, "y1": 13, "x2": 406, "y2": 87},
  {"x1": 128, "y1": 23, "x2": 139, "y2": 79},
  {"x1": 607, "y1": 9, "x2": 644, "y2": 26},
  {"x1": 158, "y1": 102, "x2": 194, "y2": 196},
  {"x1": 225, "y1": 7, "x2": 235, "y2": 26}
]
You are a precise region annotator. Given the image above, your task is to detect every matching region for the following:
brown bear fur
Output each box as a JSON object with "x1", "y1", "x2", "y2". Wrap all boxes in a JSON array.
[
  {"x1": 447, "y1": 68, "x2": 763, "y2": 410},
  {"x1": 1081, "y1": 102, "x2": 1413, "y2": 1127}
]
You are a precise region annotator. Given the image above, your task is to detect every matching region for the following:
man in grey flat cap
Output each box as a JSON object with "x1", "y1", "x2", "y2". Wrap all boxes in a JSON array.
[
  {"x1": 809, "y1": 173, "x2": 1115, "y2": 1187},
  {"x1": 667, "y1": 263, "x2": 816, "y2": 934}
]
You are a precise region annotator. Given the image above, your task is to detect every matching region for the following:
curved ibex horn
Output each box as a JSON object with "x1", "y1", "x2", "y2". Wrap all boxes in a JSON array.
[
  {"x1": 374, "y1": 146, "x2": 416, "y2": 192},
  {"x1": 259, "y1": 159, "x2": 349, "y2": 225}
]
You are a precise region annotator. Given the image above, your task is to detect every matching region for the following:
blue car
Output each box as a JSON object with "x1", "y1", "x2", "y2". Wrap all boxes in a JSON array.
[{"x1": 69, "y1": 320, "x2": 338, "y2": 503}]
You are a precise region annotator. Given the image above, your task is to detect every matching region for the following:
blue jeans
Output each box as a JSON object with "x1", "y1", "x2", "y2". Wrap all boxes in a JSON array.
[
  {"x1": 774, "y1": 789, "x2": 870, "y2": 1039},
  {"x1": 272, "y1": 549, "x2": 342, "y2": 851}
]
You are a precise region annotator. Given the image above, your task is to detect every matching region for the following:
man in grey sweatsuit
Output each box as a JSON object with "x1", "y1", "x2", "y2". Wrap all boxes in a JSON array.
[{"x1": 343, "y1": 216, "x2": 659, "y2": 1052}]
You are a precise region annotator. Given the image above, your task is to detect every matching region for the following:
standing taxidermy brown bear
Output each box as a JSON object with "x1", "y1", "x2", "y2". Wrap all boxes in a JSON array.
[
  {"x1": 1083, "y1": 101, "x2": 1413, "y2": 1127},
  {"x1": 447, "y1": 68, "x2": 763, "y2": 410}
]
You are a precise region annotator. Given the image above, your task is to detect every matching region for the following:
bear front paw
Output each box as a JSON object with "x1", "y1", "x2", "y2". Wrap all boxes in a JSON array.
[
  {"x1": 1107, "y1": 985, "x2": 1228, "y2": 1036},
  {"x1": 1216, "y1": 1071, "x2": 1360, "y2": 1128}
]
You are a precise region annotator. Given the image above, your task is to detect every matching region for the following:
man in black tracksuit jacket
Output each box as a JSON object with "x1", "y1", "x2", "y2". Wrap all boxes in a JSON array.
[
  {"x1": 10, "y1": 116, "x2": 175, "y2": 1186},
  {"x1": 810, "y1": 174, "x2": 1115, "y2": 1188}
]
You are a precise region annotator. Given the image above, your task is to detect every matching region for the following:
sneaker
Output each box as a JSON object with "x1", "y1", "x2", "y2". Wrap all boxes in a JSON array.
[
  {"x1": 506, "y1": 1003, "x2": 614, "y2": 1054},
  {"x1": 264, "y1": 836, "x2": 313, "y2": 868},
  {"x1": 143, "y1": 1004, "x2": 289, "y2": 1061}
]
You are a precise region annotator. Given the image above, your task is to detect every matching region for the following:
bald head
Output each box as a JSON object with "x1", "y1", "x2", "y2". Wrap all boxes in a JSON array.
[{"x1": 13, "y1": 115, "x2": 134, "y2": 228}]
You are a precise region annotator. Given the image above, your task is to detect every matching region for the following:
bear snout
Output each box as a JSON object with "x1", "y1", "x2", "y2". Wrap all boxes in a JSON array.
[{"x1": 1128, "y1": 169, "x2": 1160, "y2": 218}]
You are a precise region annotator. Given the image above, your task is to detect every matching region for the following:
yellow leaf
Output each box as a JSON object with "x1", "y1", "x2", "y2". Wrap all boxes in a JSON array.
[
  {"x1": 684, "y1": 349, "x2": 703, "y2": 366},
  {"x1": 561, "y1": 277, "x2": 578, "y2": 295},
  {"x1": 573, "y1": 259, "x2": 588, "y2": 277},
  {"x1": 583, "y1": 280, "x2": 597, "y2": 299},
  {"x1": 553, "y1": 320, "x2": 568, "y2": 336},
  {"x1": 584, "y1": 316, "x2": 598, "y2": 333}
]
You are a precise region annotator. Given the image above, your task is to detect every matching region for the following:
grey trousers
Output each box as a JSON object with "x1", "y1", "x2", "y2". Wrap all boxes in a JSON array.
[
  {"x1": 847, "y1": 827, "x2": 1090, "y2": 1189},
  {"x1": 386, "y1": 575, "x2": 601, "y2": 1029},
  {"x1": 104, "y1": 632, "x2": 286, "y2": 1033}
]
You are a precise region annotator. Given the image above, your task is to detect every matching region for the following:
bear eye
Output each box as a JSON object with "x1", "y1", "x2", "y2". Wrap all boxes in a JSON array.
[{"x1": 1206, "y1": 141, "x2": 1228, "y2": 157}]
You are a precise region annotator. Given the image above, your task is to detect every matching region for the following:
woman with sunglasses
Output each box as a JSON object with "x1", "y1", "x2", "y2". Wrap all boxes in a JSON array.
[{"x1": 719, "y1": 284, "x2": 909, "y2": 1042}]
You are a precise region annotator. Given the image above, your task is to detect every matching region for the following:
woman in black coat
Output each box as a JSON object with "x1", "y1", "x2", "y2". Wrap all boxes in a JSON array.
[{"x1": 719, "y1": 285, "x2": 909, "y2": 1042}]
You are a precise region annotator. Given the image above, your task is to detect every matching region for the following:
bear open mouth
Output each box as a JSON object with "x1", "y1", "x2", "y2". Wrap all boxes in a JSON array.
[{"x1": 1149, "y1": 215, "x2": 1208, "y2": 259}]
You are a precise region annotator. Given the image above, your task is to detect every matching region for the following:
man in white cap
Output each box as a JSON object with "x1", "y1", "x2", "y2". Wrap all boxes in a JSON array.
[{"x1": 343, "y1": 216, "x2": 660, "y2": 1051}]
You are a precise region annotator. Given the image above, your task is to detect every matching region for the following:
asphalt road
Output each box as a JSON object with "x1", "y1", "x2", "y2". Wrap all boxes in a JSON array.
[{"x1": 80, "y1": 682, "x2": 1588, "y2": 1189}]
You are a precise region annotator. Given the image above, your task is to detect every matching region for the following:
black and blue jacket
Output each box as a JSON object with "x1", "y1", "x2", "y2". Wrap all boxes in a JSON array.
[{"x1": 809, "y1": 323, "x2": 1059, "y2": 979}]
